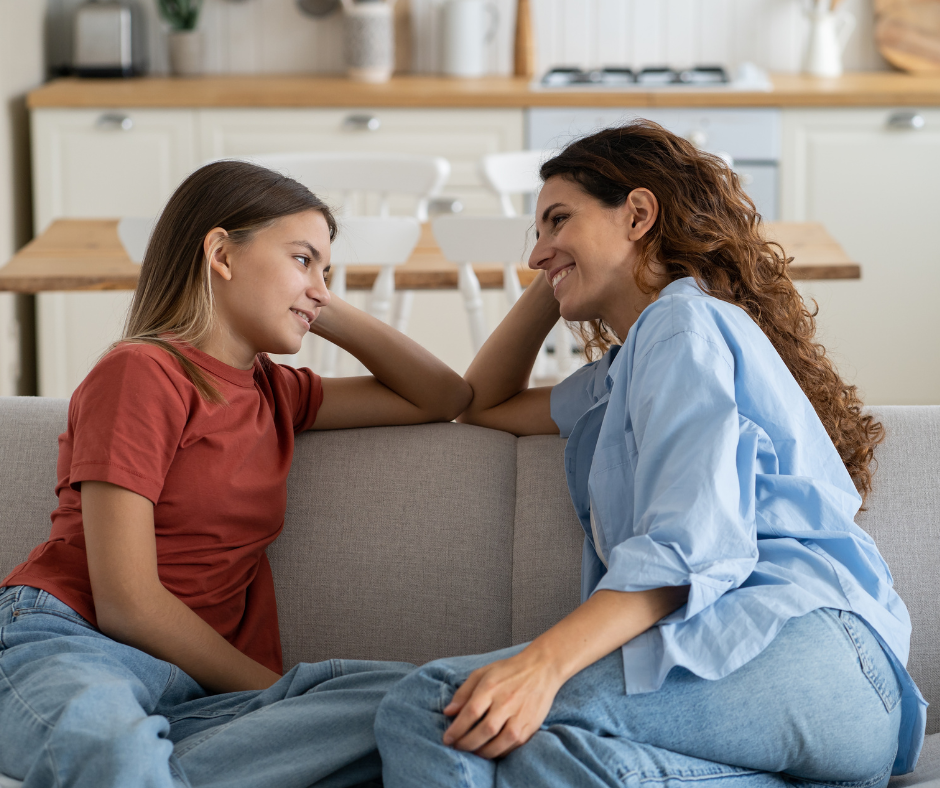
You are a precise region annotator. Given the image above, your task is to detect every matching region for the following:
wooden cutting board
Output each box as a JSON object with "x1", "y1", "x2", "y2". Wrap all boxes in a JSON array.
[{"x1": 875, "y1": 0, "x2": 940, "y2": 73}]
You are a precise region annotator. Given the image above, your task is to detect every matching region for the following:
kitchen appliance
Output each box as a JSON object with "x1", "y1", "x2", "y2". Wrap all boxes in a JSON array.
[
  {"x1": 72, "y1": 0, "x2": 146, "y2": 78},
  {"x1": 527, "y1": 107, "x2": 781, "y2": 220},
  {"x1": 441, "y1": 0, "x2": 498, "y2": 78},
  {"x1": 535, "y1": 62, "x2": 772, "y2": 91}
]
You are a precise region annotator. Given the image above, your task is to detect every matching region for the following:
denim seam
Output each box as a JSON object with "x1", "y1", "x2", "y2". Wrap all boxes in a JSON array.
[
  {"x1": 437, "y1": 666, "x2": 474, "y2": 788},
  {"x1": 45, "y1": 739, "x2": 64, "y2": 788},
  {"x1": 13, "y1": 607, "x2": 98, "y2": 633},
  {"x1": 783, "y1": 755, "x2": 894, "y2": 788},
  {"x1": 837, "y1": 612, "x2": 900, "y2": 714},
  {"x1": 617, "y1": 765, "x2": 765, "y2": 784},
  {"x1": 0, "y1": 655, "x2": 55, "y2": 728}
]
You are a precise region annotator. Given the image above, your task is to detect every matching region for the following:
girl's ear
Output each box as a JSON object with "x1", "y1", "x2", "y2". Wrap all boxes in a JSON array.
[
  {"x1": 204, "y1": 228, "x2": 232, "y2": 281},
  {"x1": 625, "y1": 189, "x2": 658, "y2": 241}
]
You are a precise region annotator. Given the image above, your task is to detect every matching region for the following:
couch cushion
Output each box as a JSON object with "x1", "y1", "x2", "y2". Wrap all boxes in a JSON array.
[
  {"x1": 273, "y1": 422, "x2": 517, "y2": 668},
  {"x1": 856, "y1": 407, "x2": 940, "y2": 735},
  {"x1": 0, "y1": 397, "x2": 67, "y2": 581},
  {"x1": 511, "y1": 435, "x2": 583, "y2": 645}
]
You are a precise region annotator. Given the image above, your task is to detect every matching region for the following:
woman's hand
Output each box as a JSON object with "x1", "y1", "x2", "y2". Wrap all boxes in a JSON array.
[
  {"x1": 442, "y1": 648, "x2": 564, "y2": 759},
  {"x1": 441, "y1": 587, "x2": 691, "y2": 760}
]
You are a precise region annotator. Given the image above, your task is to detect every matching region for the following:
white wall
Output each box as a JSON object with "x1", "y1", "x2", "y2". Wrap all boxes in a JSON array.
[
  {"x1": 46, "y1": 0, "x2": 886, "y2": 77},
  {"x1": 0, "y1": 0, "x2": 46, "y2": 395}
]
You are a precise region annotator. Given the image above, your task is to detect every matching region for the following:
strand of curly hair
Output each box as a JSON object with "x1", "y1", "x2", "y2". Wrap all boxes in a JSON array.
[{"x1": 541, "y1": 120, "x2": 883, "y2": 504}]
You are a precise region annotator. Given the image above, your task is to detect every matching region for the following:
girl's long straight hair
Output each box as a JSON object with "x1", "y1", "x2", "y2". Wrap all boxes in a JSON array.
[
  {"x1": 119, "y1": 160, "x2": 336, "y2": 403},
  {"x1": 541, "y1": 120, "x2": 883, "y2": 503}
]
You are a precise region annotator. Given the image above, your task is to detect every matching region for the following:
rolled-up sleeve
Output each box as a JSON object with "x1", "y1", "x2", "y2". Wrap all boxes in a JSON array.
[{"x1": 592, "y1": 329, "x2": 758, "y2": 619}]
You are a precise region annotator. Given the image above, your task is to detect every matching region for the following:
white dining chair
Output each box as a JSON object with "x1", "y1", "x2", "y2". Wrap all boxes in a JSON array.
[
  {"x1": 431, "y1": 215, "x2": 535, "y2": 354},
  {"x1": 480, "y1": 149, "x2": 556, "y2": 217},
  {"x1": 238, "y1": 152, "x2": 449, "y2": 340},
  {"x1": 480, "y1": 149, "x2": 581, "y2": 379},
  {"x1": 312, "y1": 216, "x2": 421, "y2": 376}
]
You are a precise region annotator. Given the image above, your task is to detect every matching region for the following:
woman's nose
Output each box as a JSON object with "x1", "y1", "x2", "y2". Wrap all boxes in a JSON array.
[{"x1": 528, "y1": 236, "x2": 551, "y2": 270}]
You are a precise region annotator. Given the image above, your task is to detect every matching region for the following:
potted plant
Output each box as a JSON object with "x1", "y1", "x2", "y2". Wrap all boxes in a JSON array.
[{"x1": 157, "y1": 0, "x2": 204, "y2": 76}]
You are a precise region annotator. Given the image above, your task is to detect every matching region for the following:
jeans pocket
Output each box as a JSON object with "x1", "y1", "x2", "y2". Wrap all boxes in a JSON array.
[
  {"x1": 836, "y1": 610, "x2": 901, "y2": 714},
  {"x1": 12, "y1": 588, "x2": 98, "y2": 633}
]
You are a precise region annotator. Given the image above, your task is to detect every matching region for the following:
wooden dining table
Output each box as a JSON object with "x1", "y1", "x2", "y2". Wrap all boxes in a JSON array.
[{"x1": 0, "y1": 219, "x2": 859, "y2": 293}]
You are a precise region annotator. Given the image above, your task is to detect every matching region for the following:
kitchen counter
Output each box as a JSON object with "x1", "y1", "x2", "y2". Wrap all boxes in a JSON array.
[{"x1": 27, "y1": 72, "x2": 940, "y2": 109}]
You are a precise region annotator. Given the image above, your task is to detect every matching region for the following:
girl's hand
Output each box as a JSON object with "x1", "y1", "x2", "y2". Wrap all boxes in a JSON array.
[{"x1": 442, "y1": 649, "x2": 564, "y2": 759}]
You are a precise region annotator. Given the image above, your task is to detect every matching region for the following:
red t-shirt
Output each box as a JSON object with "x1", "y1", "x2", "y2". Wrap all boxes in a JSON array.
[{"x1": 2, "y1": 341, "x2": 323, "y2": 674}]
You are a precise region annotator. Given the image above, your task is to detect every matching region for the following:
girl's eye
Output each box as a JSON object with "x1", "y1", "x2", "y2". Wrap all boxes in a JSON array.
[
  {"x1": 322, "y1": 266, "x2": 331, "y2": 283},
  {"x1": 294, "y1": 255, "x2": 310, "y2": 268}
]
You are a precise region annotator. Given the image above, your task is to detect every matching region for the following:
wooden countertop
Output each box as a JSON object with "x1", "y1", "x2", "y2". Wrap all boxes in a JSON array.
[
  {"x1": 26, "y1": 72, "x2": 940, "y2": 110},
  {"x1": 0, "y1": 219, "x2": 859, "y2": 294}
]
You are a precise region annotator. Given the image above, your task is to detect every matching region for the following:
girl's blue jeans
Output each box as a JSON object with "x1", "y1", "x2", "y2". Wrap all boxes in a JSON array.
[
  {"x1": 374, "y1": 607, "x2": 903, "y2": 788},
  {"x1": 0, "y1": 585, "x2": 413, "y2": 788}
]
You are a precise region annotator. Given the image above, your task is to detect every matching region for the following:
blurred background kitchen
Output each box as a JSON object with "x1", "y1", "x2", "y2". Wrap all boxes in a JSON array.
[{"x1": 1, "y1": 0, "x2": 937, "y2": 408}]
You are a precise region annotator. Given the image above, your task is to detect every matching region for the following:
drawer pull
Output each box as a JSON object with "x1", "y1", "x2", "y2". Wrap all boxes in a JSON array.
[
  {"x1": 96, "y1": 113, "x2": 134, "y2": 131},
  {"x1": 342, "y1": 114, "x2": 381, "y2": 132},
  {"x1": 886, "y1": 111, "x2": 925, "y2": 130}
]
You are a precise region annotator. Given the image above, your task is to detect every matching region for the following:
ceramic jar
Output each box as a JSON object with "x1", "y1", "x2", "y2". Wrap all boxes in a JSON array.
[{"x1": 342, "y1": 0, "x2": 396, "y2": 83}]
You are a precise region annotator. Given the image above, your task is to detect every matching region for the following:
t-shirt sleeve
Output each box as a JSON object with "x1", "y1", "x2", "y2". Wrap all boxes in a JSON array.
[
  {"x1": 69, "y1": 348, "x2": 188, "y2": 504},
  {"x1": 270, "y1": 362, "x2": 324, "y2": 432}
]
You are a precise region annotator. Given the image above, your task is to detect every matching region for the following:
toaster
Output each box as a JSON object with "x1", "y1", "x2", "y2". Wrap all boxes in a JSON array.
[{"x1": 73, "y1": 0, "x2": 146, "y2": 77}]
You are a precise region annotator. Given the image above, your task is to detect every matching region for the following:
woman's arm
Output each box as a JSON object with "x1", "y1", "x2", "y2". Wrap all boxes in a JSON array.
[
  {"x1": 441, "y1": 585, "x2": 689, "y2": 759},
  {"x1": 457, "y1": 273, "x2": 561, "y2": 436},
  {"x1": 309, "y1": 295, "x2": 472, "y2": 430},
  {"x1": 82, "y1": 480, "x2": 282, "y2": 694}
]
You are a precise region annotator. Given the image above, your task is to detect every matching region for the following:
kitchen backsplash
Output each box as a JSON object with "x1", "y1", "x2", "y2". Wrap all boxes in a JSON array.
[{"x1": 47, "y1": 0, "x2": 886, "y2": 78}]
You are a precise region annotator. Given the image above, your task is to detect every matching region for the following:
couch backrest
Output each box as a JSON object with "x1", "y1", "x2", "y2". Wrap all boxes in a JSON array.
[
  {"x1": 855, "y1": 406, "x2": 940, "y2": 734},
  {"x1": 1, "y1": 398, "x2": 938, "y2": 732}
]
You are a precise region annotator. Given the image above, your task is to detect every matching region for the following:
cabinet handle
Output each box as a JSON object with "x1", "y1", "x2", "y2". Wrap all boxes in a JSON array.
[
  {"x1": 96, "y1": 113, "x2": 134, "y2": 131},
  {"x1": 886, "y1": 111, "x2": 925, "y2": 130},
  {"x1": 342, "y1": 114, "x2": 381, "y2": 132}
]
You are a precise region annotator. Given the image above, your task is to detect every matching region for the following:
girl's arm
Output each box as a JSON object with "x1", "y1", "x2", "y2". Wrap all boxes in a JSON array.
[
  {"x1": 457, "y1": 273, "x2": 561, "y2": 436},
  {"x1": 309, "y1": 296, "x2": 472, "y2": 430},
  {"x1": 82, "y1": 480, "x2": 282, "y2": 694},
  {"x1": 442, "y1": 585, "x2": 690, "y2": 759}
]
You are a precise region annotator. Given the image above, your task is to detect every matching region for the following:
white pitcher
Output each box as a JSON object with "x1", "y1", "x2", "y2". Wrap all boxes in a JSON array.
[
  {"x1": 441, "y1": 0, "x2": 498, "y2": 78},
  {"x1": 342, "y1": 0, "x2": 396, "y2": 83},
  {"x1": 803, "y1": 7, "x2": 855, "y2": 78}
]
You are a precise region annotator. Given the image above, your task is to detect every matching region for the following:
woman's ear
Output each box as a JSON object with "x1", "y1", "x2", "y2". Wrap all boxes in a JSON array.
[
  {"x1": 625, "y1": 189, "x2": 658, "y2": 240},
  {"x1": 204, "y1": 228, "x2": 232, "y2": 281}
]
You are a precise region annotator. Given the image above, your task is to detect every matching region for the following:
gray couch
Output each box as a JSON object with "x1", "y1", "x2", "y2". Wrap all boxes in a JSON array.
[{"x1": 1, "y1": 397, "x2": 938, "y2": 786}]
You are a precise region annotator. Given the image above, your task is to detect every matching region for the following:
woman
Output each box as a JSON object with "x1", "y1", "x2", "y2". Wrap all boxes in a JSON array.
[
  {"x1": 374, "y1": 121, "x2": 926, "y2": 787},
  {"x1": 0, "y1": 160, "x2": 471, "y2": 788}
]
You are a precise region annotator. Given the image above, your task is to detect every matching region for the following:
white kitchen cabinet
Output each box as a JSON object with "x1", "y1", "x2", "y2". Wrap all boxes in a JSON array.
[
  {"x1": 197, "y1": 108, "x2": 523, "y2": 215},
  {"x1": 31, "y1": 107, "x2": 524, "y2": 396},
  {"x1": 781, "y1": 108, "x2": 940, "y2": 406},
  {"x1": 32, "y1": 108, "x2": 198, "y2": 398}
]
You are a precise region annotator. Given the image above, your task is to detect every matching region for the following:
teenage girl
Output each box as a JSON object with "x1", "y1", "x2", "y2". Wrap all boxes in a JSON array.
[
  {"x1": 374, "y1": 122, "x2": 926, "y2": 787},
  {"x1": 0, "y1": 160, "x2": 471, "y2": 788}
]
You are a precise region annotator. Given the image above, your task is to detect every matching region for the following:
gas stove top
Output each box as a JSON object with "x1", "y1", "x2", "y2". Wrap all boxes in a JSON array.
[{"x1": 534, "y1": 63, "x2": 772, "y2": 92}]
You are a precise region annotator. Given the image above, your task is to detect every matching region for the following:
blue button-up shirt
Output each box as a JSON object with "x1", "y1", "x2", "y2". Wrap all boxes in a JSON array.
[{"x1": 550, "y1": 277, "x2": 925, "y2": 775}]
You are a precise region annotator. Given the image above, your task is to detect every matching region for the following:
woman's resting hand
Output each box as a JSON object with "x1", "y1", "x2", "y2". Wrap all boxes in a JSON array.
[{"x1": 442, "y1": 648, "x2": 564, "y2": 759}]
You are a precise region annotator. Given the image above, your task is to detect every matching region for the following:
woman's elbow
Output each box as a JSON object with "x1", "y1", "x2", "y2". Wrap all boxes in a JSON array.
[{"x1": 432, "y1": 375, "x2": 473, "y2": 422}]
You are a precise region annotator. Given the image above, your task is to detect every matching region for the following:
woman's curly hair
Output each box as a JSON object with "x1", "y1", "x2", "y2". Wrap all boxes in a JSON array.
[{"x1": 541, "y1": 120, "x2": 883, "y2": 503}]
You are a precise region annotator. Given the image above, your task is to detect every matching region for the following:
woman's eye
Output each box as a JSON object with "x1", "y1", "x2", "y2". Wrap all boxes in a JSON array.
[
  {"x1": 322, "y1": 267, "x2": 331, "y2": 282},
  {"x1": 551, "y1": 214, "x2": 568, "y2": 228},
  {"x1": 294, "y1": 255, "x2": 310, "y2": 268}
]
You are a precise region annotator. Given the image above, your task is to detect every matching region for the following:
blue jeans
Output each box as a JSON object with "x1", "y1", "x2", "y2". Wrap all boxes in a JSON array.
[
  {"x1": 374, "y1": 608, "x2": 903, "y2": 788},
  {"x1": 0, "y1": 585, "x2": 413, "y2": 788}
]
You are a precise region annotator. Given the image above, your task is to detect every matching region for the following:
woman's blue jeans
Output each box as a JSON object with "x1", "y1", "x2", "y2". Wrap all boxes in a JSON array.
[
  {"x1": 0, "y1": 585, "x2": 413, "y2": 788},
  {"x1": 374, "y1": 607, "x2": 903, "y2": 788}
]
